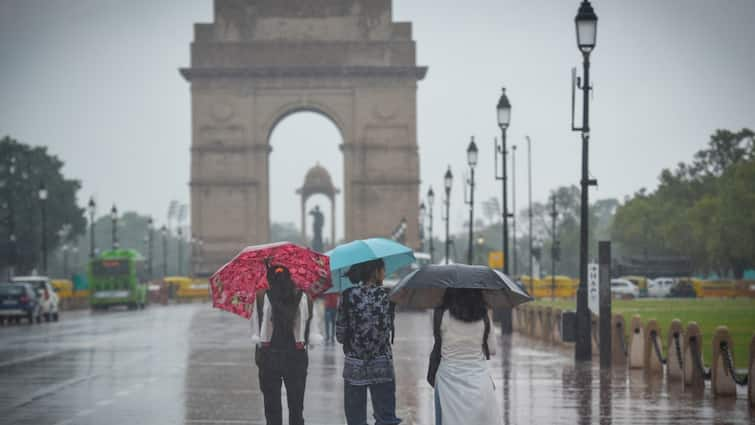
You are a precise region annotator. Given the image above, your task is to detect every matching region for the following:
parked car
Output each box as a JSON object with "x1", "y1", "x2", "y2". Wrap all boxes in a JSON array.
[
  {"x1": 647, "y1": 277, "x2": 675, "y2": 298},
  {"x1": 11, "y1": 276, "x2": 59, "y2": 321},
  {"x1": 669, "y1": 279, "x2": 697, "y2": 298},
  {"x1": 610, "y1": 279, "x2": 639, "y2": 299},
  {"x1": 0, "y1": 283, "x2": 43, "y2": 325}
]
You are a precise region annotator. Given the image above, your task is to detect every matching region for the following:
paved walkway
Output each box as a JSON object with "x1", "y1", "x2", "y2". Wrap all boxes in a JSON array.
[{"x1": 0, "y1": 304, "x2": 752, "y2": 424}]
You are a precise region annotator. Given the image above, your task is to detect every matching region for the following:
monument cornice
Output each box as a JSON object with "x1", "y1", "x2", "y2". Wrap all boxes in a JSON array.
[
  {"x1": 180, "y1": 66, "x2": 427, "y2": 81},
  {"x1": 190, "y1": 178, "x2": 260, "y2": 187},
  {"x1": 351, "y1": 178, "x2": 421, "y2": 186},
  {"x1": 191, "y1": 144, "x2": 271, "y2": 154}
]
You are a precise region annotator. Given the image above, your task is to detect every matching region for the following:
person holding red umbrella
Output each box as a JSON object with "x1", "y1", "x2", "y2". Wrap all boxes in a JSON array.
[{"x1": 250, "y1": 265, "x2": 323, "y2": 425}]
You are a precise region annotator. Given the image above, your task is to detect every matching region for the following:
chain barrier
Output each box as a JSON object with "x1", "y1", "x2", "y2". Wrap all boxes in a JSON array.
[
  {"x1": 689, "y1": 336, "x2": 711, "y2": 380},
  {"x1": 673, "y1": 332, "x2": 684, "y2": 370},
  {"x1": 720, "y1": 341, "x2": 749, "y2": 386},
  {"x1": 650, "y1": 330, "x2": 667, "y2": 364}
]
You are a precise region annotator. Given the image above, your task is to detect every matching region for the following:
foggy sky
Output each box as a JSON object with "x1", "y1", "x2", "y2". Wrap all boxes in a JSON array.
[{"x1": 1, "y1": 0, "x2": 754, "y2": 240}]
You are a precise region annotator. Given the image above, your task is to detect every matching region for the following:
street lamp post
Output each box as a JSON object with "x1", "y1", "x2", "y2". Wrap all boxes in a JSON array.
[
  {"x1": 572, "y1": 0, "x2": 598, "y2": 362},
  {"x1": 527, "y1": 136, "x2": 534, "y2": 284},
  {"x1": 38, "y1": 183, "x2": 48, "y2": 274},
  {"x1": 550, "y1": 194, "x2": 559, "y2": 299},
  {"x1": 88, "y1": 197, "x2": 96, "y2": 259},
  {"x1": 177, "y1": 226, "x2": 183, "y2": 276},
  {"x1": 6, "y1": 156, "x2": 17, "y2": 279},
  {"x1": 427, "y1": 187, "x2": 435, "y2": 263},
  {"x1": 161, "y1": 225, "x2": 168, "y2": 277},
  {"x1": 512, "y1": 144, "x2": 518, "y2": 275},
  {"x1": 495, "y1": 87, "x2": 513, "y2": 334},
  {"x1": 443, "y1": 167, "x2": 453, "y2": 264},
  {"x1": 147, "y1": 217, "x2": 154, "y2": 280},
  {"x1": 419, "y1": 202, "x2": 426, "y2": 252},
  {"x1": 464, "y1": 138, "x2": 478, "y2": 264},
  {"x1": 110, "y1": 204, "x2": 119, "y2": 250}
]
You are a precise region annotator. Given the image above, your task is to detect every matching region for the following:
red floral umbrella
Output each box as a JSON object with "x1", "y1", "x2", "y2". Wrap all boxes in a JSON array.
[{"x1": 209, "y1": 242, "x2": 332, "y2": 319}]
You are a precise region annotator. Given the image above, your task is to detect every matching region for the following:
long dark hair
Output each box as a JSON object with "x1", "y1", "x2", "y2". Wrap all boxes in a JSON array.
[
  {"x1": 442, "y1": 288, "x2": 488, "y2": 322},
  {"x1": 345, "y1": 259, "x2": 385, "y2": 285},
  {"x1": 267, "y1": 265, "x2": 299, "y2": 331}
]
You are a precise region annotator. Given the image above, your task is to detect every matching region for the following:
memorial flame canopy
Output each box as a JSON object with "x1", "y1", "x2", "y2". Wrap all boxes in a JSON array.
[{"x1": 182, "y1": 0, "x2": 427, "y2": 275}]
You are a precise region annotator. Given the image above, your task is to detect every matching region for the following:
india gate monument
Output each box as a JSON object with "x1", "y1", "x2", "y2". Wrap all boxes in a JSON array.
[{"x1": 181, "y1": 0, "x2": 427, "y2": 274}]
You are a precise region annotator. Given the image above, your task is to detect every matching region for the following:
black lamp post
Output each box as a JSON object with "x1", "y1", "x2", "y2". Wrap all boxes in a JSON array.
[
  {"x1": 495, "y1": 88, "x2": 512, "y2": 274},
  {"x1": 495, "y1": 88, "x2": 513, "y2": 334},
  {"x1": 572, "y1": 0, "x2": 598, "y2": 362},
  {"x1": 161, "y1": 225, "x2": 168, "y2": 277},
  {"x1": 6, "y1": 156, "x2": 17, "y2": 278},
  {"x1": 88, "y1": 197, "x2": 96, "y2": 259},
  {"x1": 110, "y1": 204, "x2": 119, "y2": 250},
  {"x1": 464, "y1": 137, "x2": 478, "y2": 264},
  {"x1": 177, "y1": 226, "x2": 183, "y2": 276},
  {"x1": 419, "y1": 202, "x2": 426, "y2": 252},
  {"x1": 427, "y1": 186, "x2": 435, "y2": 263},
  {"x1": 443, "y1": 167, "x2": 453, "y2": 264},
  {"x1": 512, "y1": 144, "x2": 518, "y2": 275},
  {"x1": 38, "y1": 183, "x2": 48, "y2": 274},
  {"x1": 147, "y1": 217, "x2": 154, "y2": 280}
]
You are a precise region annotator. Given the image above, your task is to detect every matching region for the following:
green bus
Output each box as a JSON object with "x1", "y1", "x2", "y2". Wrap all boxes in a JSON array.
[{"x1": 88, "y1": 249, "x2": 148, "y2": 310}]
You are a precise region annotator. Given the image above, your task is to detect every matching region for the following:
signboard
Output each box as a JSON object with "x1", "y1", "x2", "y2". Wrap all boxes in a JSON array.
[
  {"x1": 588, "y1": 262, "x2": 599, "y2": 315},
  {"x1": 488, "y1": 251, "x2": 504, "y2": 269}
]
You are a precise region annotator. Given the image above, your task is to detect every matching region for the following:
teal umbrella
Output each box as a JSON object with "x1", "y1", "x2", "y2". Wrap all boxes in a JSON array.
[{"x1": 326, "y1": 238, "x2": 416, "y2": 292}]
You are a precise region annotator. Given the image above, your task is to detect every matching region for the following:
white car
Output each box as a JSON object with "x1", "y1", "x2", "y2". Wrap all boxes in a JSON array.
[
  {"x1": 648, "y1": 277, "x2": 675, "y2": 298},
  {"x1": 610, "y1": 279, "x2": 639, "y2": 299},
  {"x1": 11, "y1": 276, "x2": 59, "y2": 322}
]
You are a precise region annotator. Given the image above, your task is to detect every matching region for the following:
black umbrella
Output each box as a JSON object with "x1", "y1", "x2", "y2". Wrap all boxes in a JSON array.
[{"x1": 389, "y1": 264, "x2": 533, "y2": 309}]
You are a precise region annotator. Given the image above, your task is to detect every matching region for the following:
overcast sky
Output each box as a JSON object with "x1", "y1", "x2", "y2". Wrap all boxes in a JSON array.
[{"x1": 1, "y1": 0, "x2": 754, "y2": 240}]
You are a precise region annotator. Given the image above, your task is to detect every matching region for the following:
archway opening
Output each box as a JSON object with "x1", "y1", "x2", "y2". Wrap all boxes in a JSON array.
[{"x1": 268, "y1": 111, "x2": 344, "y2": 249}]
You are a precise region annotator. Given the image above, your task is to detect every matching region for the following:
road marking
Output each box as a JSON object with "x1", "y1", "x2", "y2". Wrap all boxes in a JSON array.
[
  {"x1": 76, "y1": 408, "x2": 94, "y2": 416},
  {"x1": 96, "y1": 399, "x2": 114, "y2": 407},
  {"x1": 52, "y1": 419, "x2": 73, "y2": 425},
  {"x1": 9, "y1": 373, "x2": 98, "y2": 410},
  {"x1": 0, "y1": 350, "x2": 67, "y2": 368},
  {"x1": 115, "y1": 390, "x2": 131, "y2": 397}
]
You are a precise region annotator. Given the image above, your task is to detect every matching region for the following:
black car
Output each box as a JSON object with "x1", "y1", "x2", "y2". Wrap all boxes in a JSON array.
[{"x1": 0, "y1": 283, "x2": 43, "y2": 325}]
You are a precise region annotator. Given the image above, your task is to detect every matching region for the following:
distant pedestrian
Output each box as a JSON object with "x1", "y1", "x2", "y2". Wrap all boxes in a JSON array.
[
  {"x1": 427, "y1": 288, "x2": 501, "y2": 425},
  {"x1": 336, "y1": 259, "x2": 401, "y2": 425},
  {"x1": 251, "y1": 265, "x2": 322, "y2": 425},
  {"x1": 322, "y1": 292, "x2": 339, "y2": 344}
]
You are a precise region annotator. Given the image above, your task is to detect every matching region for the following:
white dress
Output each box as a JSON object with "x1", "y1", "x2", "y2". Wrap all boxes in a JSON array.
[{"x1": 435, "y1": 314, "x2": 502, "y2": 425}]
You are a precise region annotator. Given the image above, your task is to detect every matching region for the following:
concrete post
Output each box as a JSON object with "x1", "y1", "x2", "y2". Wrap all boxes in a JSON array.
[
  {"x1": 629, "y1": 315, "x2": 644, "y2": 369},
  {"x1": 544, "y1": 307, "x2": 553, "y2": 343},
  {"x1": 552, "y1": 308, "x2": 563, "y2": 343},
  {"x1": 683, "y1": 322, "x2": 705, "y2": 391},
  {"x1": 598, "y1": 241, "x2": 611, "y2": 368},
  {"x1": 711, "y1": 326, "x2": 737, "y2": 397},
  {"x1": 749, "y1": 333, "x2": 755, "y2": 407},
  {"x1": 666, "y1": 320, "x2": 684, "y2": 381},
  {"x1": 643, "y1": 320, "x2": 664, "y2": 376},
  {"x1": 611, "y1": 314, "x2": 627, "y2": 366}
]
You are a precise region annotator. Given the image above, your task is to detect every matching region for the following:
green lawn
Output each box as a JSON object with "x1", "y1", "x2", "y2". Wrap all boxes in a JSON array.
[{"x1": 531, "y1": 298, "x2": 755, "y2": 369}]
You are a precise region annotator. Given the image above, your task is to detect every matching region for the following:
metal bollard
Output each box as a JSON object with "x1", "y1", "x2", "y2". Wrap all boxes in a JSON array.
[
  {"x1": 528, "y1": 307, "x2": 537, "y2": 337},
  {"x1": 532, "y1": 306, "x2": 541, "y2": 338},
  {"x1": 711, "y1": 326, "x2": 737, "y2": 397},
  {"x1": 629, "y1": 315, "x2": 644, "y2": 369},
  {"x1": 683, "y1": 322, "x2": 707, "y2": 391},
  {"x1": 512, "y1": 306, "x2": 519, "y2": 332},
  {"x1": 643, "y1": 320, "x2": 664, "y2": 375},
  {"x1": 667, "y1": 320, "x2": 685, "y2": 381},
  {"x1": 611, "y1": 314, "x2": 627, "y2": 366},
  {"x1": 749, "y1": 333, "x2": 755, "y2": 407}
]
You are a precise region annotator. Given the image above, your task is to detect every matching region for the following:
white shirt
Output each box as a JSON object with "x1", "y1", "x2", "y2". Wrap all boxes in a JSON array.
[{"x1": 250, "y1": 293, "x2": 323, "y2": 348}]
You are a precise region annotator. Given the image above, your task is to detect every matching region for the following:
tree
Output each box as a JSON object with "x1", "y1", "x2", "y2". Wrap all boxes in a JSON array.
[{"x1": 0, "y1": 136, "x2": 86, "y2": 275}]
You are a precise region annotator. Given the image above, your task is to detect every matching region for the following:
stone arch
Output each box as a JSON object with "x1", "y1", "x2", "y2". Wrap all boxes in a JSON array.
[{"x1": 182, "y1": 0, "x2": 426, "y2": 275}]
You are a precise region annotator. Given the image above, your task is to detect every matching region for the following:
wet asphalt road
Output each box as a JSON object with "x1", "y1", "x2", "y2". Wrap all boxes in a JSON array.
[{"x1": 0, "y1": 303, "x2": 752, "y2": 425}]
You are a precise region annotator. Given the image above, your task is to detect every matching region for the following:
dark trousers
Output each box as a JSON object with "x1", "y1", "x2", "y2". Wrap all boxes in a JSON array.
[
  {"x1": 258, "y1": 348, "x2": 308, "y2": 425},
  {"x1": 344, "y1": 380, "x2": 402, "y2": 425},
  {"x1": 324, "y1": 308, "x2": 337, "y2": 342}
]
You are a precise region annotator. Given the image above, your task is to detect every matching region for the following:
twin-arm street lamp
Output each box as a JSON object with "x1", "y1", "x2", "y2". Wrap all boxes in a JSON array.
[
  {"x1": 38, "y1": 183, "x2": 48, "y2": 273},
  {"x1": 88, "y1": 197, "x2": 96, "y2": 259},
  {"x1": 464, "y1": 138, "x2": 478, "y2": 264},
  {"x1": 110, "y1": 204, "x2": 119, "y2": 250},
  {"x1": 426, "y1": 186, "x2": 435, "y2": 263},
  {"x1": 572, "y1": 0, "x2": 599, "y2": 362},
  {"x1": 443, "y1": 167, "x2": 453, "y2": 264}
]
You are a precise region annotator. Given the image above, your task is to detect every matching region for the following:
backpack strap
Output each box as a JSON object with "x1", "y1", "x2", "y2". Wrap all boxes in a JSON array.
[
  {"x1": 255, "y1": 292, "x2": 266, "y2": 331},
  {"x1": 427, "y1": 307, "x2": 444, "y2": 387},
  {"x1": 482, "y1": 312, "x2": 491, "y2": 360}
]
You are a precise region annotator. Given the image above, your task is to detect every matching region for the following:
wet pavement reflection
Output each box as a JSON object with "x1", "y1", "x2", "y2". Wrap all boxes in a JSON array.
[{"x1": 0, "y1": 304, "x2": 752, "y2": 424}]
